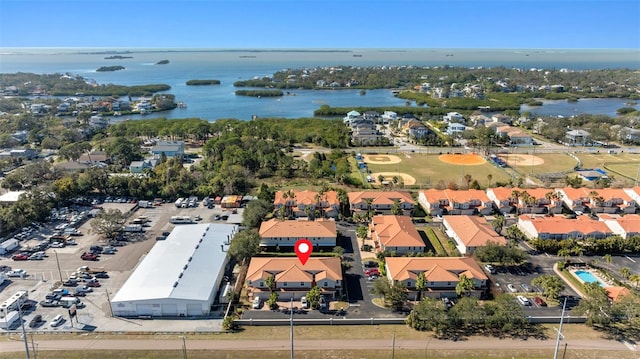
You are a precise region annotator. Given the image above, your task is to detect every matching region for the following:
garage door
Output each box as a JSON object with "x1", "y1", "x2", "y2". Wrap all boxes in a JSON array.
[
  {"x1": 136, "y1": 304, "x2": 153, "y2": 316},
  {"x1": 162, "y1": 304, "x2": 178, "y2": 316},
  {"x1": 186, "y1": 304, "x2": 202, "y2": 316}
]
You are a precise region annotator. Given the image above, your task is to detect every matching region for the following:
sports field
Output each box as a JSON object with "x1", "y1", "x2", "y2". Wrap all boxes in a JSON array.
[
  {"x1": 575, "y1": 152, "x2": 640, "y2": 181},
  {"x1": 364, "y1": 153, "x2": 512, "y2": 188}
]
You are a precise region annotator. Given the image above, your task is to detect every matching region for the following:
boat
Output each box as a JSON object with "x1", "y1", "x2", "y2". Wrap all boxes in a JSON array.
[{"x1": 177, "y1": 101, "x2": 187, "y2": 109}]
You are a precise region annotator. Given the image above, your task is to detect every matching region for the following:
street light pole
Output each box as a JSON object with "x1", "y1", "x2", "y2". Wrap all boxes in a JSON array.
[
  {"x1": 553, "y1": 298, "x2": 568, "y2": 359},
  {"x1": 54, "y1": 251, "x2": 63, "y2": 285},
  {"x1": 17, "y1": 299, "x2": 31, "y2": 359},
  {"x1": 290, "y1": 297, "x2": 294, "y2": 359}
]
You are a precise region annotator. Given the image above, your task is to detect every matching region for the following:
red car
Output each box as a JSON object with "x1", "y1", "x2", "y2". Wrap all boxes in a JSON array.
[
  {"x1": 364, "y1": 268, "x2": 380, "y2": 276},
  {"x1": 12, "y1": 254, "x2": 28, "y2": 261},
  {"x1": 534, "y1": 296, "x2": 547, "y2": 307},
  {"x1": 81, "y1": 252, "x2": 99, "y2": 261},
  {"x1": 85, "y1": 280, "x2": 101, "y2": 287}
]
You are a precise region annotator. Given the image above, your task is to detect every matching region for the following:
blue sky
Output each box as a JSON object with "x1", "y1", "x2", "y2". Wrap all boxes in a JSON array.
[{"x1": 1, "y1": 0, "x2": 639, "y2": 49}]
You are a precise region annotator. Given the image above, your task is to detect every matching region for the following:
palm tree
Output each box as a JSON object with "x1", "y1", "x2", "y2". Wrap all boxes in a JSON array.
[
  {"x1": 491, "y1": 215, "x2": 506, "y2": 234},
  {"x1": 520, "y1": 191, "x2": 531, "y2": 215},
  {"x1": 391, "y1": 199, "x2": 402, "y2": 215},
  {"x1": 620, "y1": 267, "x2": 631, "y2": 280},
  {"x1": 486, "y1": 174, "x2": 493, "y2": 188},
  {"x1": 602, "y1": 254, "x2": 613, "y2": 265},
  {"x1": 416, "y1": 272, "x2": 428, "y2": 301},
  {"x1": 511, "y1": 189, "x2": 521, "y2": 213},
  {"x1": 629, "y1": 274, "x2": 640, "y2": 288},
  {"x1": 463, "y1": 174, "x2": 473, "y2": 189},
  {"x1": 455, "y1": 274, "x2": 475, "y2": 297},
  {"x1": 557, "y1": 248, "x2": 571, "y2": 261}
]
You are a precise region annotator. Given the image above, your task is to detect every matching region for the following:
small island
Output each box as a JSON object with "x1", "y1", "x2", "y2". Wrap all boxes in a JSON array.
[
  {"x1": 96, "y1": 66, "x2": 125, "y2": 72},
  {"x1": 235, "y1": 89, "x2": 283, "y2": 97},
  {"x1": 104, "y1": 55, "x2": 133, "y2": 60},
  {"x1": 156, "y1": 60, "x2": 170, "y2": 65},
  {"x1": 186, "y1": 79, "x2": 221, "y2": 86}
]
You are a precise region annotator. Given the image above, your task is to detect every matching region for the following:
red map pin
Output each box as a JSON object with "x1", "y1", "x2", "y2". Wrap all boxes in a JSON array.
[{"x1": 294, "y1": 238, "x2": 313, "y2": 265}]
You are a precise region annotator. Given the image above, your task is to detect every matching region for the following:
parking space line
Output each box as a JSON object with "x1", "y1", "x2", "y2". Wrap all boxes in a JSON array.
[{"x1": 625, "y1": 256, "x2": 636, "y2": 263}]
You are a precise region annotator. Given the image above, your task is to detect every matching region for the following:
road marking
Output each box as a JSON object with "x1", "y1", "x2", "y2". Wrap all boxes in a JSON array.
[
  {"x1": 625, "y1": 256, "x2": 636, "y2": 263},
  {"x1": 622, "y1": 340, "x2": 637, "y2": 351}
]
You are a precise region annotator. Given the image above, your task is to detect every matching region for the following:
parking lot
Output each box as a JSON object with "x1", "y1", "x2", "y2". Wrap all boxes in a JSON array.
[{"x1": 0, "y1": 200, "x2": 232, "y2": 333}]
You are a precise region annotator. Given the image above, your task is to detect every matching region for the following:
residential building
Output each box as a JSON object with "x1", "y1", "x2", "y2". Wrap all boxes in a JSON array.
[
  {"x1": 444, "y1": 112, "x2": 465, "y2": 123},
  {"x1": 557, "y1": 187, "x2": 591, "y2": 213},
  {"x1": 343, "y1": 110, "x2": 361, "y2": 124},
  {"x1": 151, "y1": 141, "x2": 185, "y2": 158},
  {"x1": 442, "y1": 216, "x2": 507, "y2": 255},
  {"x1": 446, "y1": 122, "x2": 466, "y2": 136},
  {"x1": 517, "y1": 215, "x2": 614, "y2": 240},
  {"x1": 351, "y1": 123, "x2": 382, "y2": 146},
  {"x1": 585, "y1": 188, "x2": 637, "y2": 214},
  {"x1": 601, "y1": 214, "x2": 640, "y2": 239},
  {"x1": 258, "y1": 218, "x2": 337, "y2": 248},
  {"x1": 495, "y1": 126, "x2": 533, "y2": 146},
  {"x1": 0, "y1": 148, "x2": 38, "y2": 160},
  {"x1": 418, "y1": 189, "x2": 494, "y2": 216},
  {"x1": 385, "y1": 257, "x2": 488, "y2": 300},
  {"x1": 369, "y1": 215, "x2": 426, "y2": 254},
  {"x1": 402, "y1": 119, "x2": 430, "y2": 139},
  {"x1": 565, "y1": 129, "x2": 590, "y2": 146},
  {"x1": 486, "y1": 187, "x2": 564, "y2": 215},
  {"x1": 245, "y1": 257, "x2": 342, "y2": 301},
  {"x1": 129, "y1": 159, "x2": 159, "y2": 174},
  {"x1": 348, "y1": 191, "x2": 415, "y2": 216},
  {"x1": 273, "y1": 190, "x2": 340, "y2": 219},
  {"x1": 78, "y1": 151, "x2": 108, "y2": 165}
]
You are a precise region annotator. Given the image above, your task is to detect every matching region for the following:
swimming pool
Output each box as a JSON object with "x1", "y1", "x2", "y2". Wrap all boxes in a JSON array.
[{"x1": 574, "y1": 270, "x2": 606, "y2": 287}]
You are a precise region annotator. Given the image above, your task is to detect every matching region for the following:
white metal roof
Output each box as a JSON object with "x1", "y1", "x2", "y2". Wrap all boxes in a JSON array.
[{"x1": 112, "y1": 223, "x2": 237, "y2": 303}]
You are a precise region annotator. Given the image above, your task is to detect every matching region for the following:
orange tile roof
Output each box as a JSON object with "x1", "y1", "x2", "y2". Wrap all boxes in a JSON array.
[
  {"x1": 443, "y1": 215, "x2": 507, "y2": 247},
  {"x1": 371, "y1": 215, "x2": 425, "y2": 248},
  {"x1": 613, "y1": 215, "x2": 640, "y2": 233},
  {"x1": 246, "y1": 257, "x2": 342, "y2": 283},
  {"x1": 519, "y1": 215, "x2": 612, "y2": 235},
  {"x1": 420, "y1": 189, "x2": 490, "y2": 204},
  {"x1": 348, "y1": 191, "x2": 415, "y2": 206},
  {"x1": 274, "y1": 190, "x2": 339, "y2": 206},
  {"x1": 605, "y1": 286, "x2": 632, "y2": 302},
  {"x1": 385, "y1": 257, "x2": 487, "y2": 282},
  {"x1": 585, "y1": 188, "x2": 632, "y2": 203},
  {"x1": 488, "y1": 187, "x2": 560, "y2": 203},
  {"x1": 259, "y1": 218, "x2": 337, "y2": 238},
  {"x1": 558, "y1": 187, "x2": 590, "y2": 200}
]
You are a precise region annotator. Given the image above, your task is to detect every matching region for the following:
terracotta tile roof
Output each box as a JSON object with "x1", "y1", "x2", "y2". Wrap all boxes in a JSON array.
[
  {"x1": 443, "y1": 215, "x2": 507, "y2": 247},
  {"x1": 246, "y1": 257, "x2": 342, "y2": 283},
  {"x1": 518, "y1": 215, "x2": 613, "y2": 235},
  {"x1": 606, "y1": 286, "x2": 632, "y2": 302},
  {"x1": 420, "y1": 189, "x2": 490, "y2": 204},
  {"x1": 348, "y1": 191, "x2": 415, "y2": 206},
  {"x1": 613, "y1": 214, "x2": 640, "y2": 233},
  {"x1": 386, "y1": 257, "x2": 487, "y2": 282},
  {"x1": 273, "y1": 190, "x2": 339, "y2": 207},
  {"x1": 488, "y1": 187, "x2": 561, "y2": 204},
  {"x1": 371, "y1": 215, "x2": 425, "y2": 248},
  {"x1": 558, "y1": 187, "x2": 590, "y2": 201},
  {"x1": 259, "y1": 218, "x2": 337, "y2": 238}
]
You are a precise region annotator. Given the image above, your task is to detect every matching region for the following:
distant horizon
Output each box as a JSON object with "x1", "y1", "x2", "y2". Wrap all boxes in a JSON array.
[{"x1": 1, "y1": 1, "x2": 638, "y2": 49}]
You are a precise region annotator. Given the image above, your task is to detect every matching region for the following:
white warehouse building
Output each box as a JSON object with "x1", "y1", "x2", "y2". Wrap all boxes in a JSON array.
[{"x1": 111, "y1": 223, "x2": 238, "y2": 317}]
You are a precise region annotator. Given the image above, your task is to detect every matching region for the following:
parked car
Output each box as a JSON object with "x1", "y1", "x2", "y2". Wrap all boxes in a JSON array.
[
  {"x1": 318, "y1": 296, "x2": 328, "y2": 310},
  {"x1": 50, "y1": 314, "x2": 65, "y2": 327},
  {"x1": 63, "y1": 279, "x2": 78, "y2": 287},
  {"x1": 521, "y1": 283, "x2": 532, "y2": 292},
  {"x1": 40, "y1": 299, "x2": 59, "y2": 307},
  {"x1": 364, "y1": 261, "x2": 378, "y2": 268},
  {"x1": 507, "y1": 284, "x2": 517, "y2": 293},
  {"x1": 12, "y1": 254, "x2": 28, "y2": 261},
  {"x1": 73, "y1": 289, "x2": 87, "y2": 297},
  {"x1": 76, "y1": 285, "x2": 93, "y2": 293},
  {"x1": 517, "y1": 295, "x2": 532, "y2": 306},
  {"x1": 29, "y1": 314, "x2": 43, "y2": 328},
  {"x1": 484, "y1": 264, "x2": 496, "y2": 274},
  {"x1": 364, "y1": 268, "x2": 380, "y2": 277},
  {"x1": 28, "y1": 253, "x2": 44, "y2": 260},
  {"x1": 300, "y1": 296, "x2": 308, "y2": 309},
  {"x1": 534, "y1": 296, "x2": 547, "y2": 306},
  {"x1": 50, "y1": 242, "x2": 65, "y2": 248},
  {"x1": 93, "y1": 272, "x2": 109, "y2": 279},
  {"x1": 6, "y1": 269, "x2": 26, "y2": 277},
  {"x1": 85, "y1": 280, "x2": 101, "y2": 287},
  {"x1": 102, "y1": 248, "x2": 116, "y2": 254},
  {"x1": 252, "y1": 296, "x2": 262, "y2": 309},
  {"x1": 81, "y1": 252, "x2": 99, "y2": 261}
]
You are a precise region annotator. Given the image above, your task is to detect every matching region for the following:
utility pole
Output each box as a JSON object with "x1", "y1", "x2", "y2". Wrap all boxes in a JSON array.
[
  {"x1": 17, "y1": 299, "x2": 31, "y2": 359},
  {"x1": 54, "y1": 251, "x2": 63, "y2": 285},
  {"x1": 290, "y1": 297, "x2": 294, "y2": 359},
  {"x1": 392, "y1": 331, "x2": 396, "y2": 359},
  {"x1": 181, "y1": 336, "x2": 187, "y2": 359},
  {"x1": 553, "y1": 298, "x2": 568, "y2": 359}
]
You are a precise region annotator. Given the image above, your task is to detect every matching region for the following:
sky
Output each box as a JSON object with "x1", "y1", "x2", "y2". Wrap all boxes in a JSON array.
[{"x1": 0, "y1": 0, "x2": 639, "y2": 49}]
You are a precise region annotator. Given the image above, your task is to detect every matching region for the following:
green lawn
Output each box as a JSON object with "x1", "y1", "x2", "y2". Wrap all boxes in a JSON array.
[
  {"x1": 366, "y1": 153, "x2": 512, "y2": 188},
  {"x1": 419, "y1": 228, "x2": 447, "y2": 256},
  {"x1": 573, "y1": 152, "x2": 640, "y2": 184}
]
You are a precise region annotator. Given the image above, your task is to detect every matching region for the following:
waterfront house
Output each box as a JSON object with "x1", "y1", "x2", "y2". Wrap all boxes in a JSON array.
[
  {"x1": 565, "y1": 129, "x2": 590, "y2": 146},
  {"x1": 151, "y1": 141, "x2": 185, "y2": 159}
]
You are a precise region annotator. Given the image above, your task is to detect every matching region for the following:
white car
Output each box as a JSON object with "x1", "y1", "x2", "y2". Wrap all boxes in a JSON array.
[
  {"x1": 7, "y1": 269, "x2": 26, "y2": 277},
  {"x1": 300, "y1": 296, "x2": 308, "y2": 309},
  {"x1": 252, "y1": 297, "x2": 262, "y2": 309},
  {"x1": 517, "y1": 295, "x2": 532, "y2": 306},
  {"x1": 50, "y1": 314, "x2": 65, "y2": 327},
  {"x1": 507, "y1": 284, "x2": 517, "y2": 293}
]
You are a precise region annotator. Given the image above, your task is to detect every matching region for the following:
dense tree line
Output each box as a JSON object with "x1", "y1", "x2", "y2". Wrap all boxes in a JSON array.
[
  {"x1": 186, "y1": 80, "x2": 221, "y2": 85},
  {"x1": 0, "y1": 73, "x2": 171, "y2": 96},
  {"x1": 530, "y1": 236, "x2": 640, "y2": 256},
  {"x1": 235, "y1": 90, "x2": 283, "y2": 97}
]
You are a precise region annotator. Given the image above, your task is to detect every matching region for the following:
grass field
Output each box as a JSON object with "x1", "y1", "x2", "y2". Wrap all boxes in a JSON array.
[
  {"x1": 2, "y1": 324, "x2": 633, "y2": 359},
  {"x1": 365, "y1": 153, "x2": 512, "y2": 188},
  {"x1": 575, "y1": 152, "x2": 640, "y2": 181}
]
